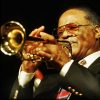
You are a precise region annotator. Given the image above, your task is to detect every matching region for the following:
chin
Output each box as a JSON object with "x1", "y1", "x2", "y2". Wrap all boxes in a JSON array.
[{"x1": 72, "y1": 48, "x2": 79, "y2": 55}]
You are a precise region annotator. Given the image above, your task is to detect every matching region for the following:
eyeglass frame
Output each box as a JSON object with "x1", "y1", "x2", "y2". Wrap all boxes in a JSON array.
[{"x1": 53, "y1": 23, "x2": 97, "y2": 38}]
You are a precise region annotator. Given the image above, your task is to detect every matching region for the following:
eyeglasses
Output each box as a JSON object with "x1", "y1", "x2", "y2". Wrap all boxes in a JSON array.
[{"x1": 53, "y1": 23, "x2": 92, "y2": 38}]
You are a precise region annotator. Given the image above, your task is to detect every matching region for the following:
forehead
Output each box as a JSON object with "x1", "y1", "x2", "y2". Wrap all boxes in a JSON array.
[{"x1": 58, "y1": 9, "x2": 90, "y2": 27}]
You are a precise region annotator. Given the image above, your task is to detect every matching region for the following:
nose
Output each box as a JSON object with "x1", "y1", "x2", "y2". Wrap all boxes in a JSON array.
[{"x1": 59, "y1": 30, "x2": 73, "y2": 39}]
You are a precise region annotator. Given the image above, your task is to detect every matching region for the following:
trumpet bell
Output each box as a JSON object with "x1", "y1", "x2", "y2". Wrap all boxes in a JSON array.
[{"x1": 0, "y1": 21, "x2": 26, "y2": 56}]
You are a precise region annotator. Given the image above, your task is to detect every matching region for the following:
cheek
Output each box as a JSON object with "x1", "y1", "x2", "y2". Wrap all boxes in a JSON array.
[
  {"x1": 79, "y1": 28, "x2": 92, "y2": 42},
  {"x1": 78, "y1": 32, "x2": 95, "y2": 50},
  {"x1": 71, "y1": 40, "x2": 81, "y2": 56},
  {"x1": 78, "y1": 36, "x2": 89, "y2": 49}
]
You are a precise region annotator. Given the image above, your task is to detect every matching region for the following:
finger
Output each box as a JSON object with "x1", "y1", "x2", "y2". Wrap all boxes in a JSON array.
[
  {"x1": 22, "y1": 60, "x2": 41, "y2": 73},
  {"x1": 22, "y1": 60, "x2": 38, "y2": 72},
  {"x1": 36, "y1": 51, "x2": 53, "y2": 61},
  {"x1": 37, "y1": 26, "x2": 45, "y2": 34},
  {"x1": 40, "y1": 32, "x2": 56, "y2": 43},
  {"x1": 24, "y1": 43, "x2": 37, "y2": 53},
  {"x1": 29, "y1": 26, "x2": 45, "y2": 37},
  {"x1": 35, "y1": 46, "x2": 48, "y2": 53},
  {"x1": 29, "y1": 29, "x2": 38, "y2": 36}
]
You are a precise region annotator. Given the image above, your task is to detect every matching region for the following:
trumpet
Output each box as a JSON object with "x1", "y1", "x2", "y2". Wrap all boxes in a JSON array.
[{"x1": 0, "y1": 21, "x2": 72, "y2": 61}]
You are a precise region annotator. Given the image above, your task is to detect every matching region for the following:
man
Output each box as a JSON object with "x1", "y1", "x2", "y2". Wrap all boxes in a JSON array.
[{"x1": 9, "y1": 6, "x2": 100, "y2": 99}]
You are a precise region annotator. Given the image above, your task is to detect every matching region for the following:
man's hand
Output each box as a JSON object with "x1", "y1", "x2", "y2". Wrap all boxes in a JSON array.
[
  {"x1": 21, "y1": 26, "x2": 45, "y2": 73},
  {"x1": 21, "y1": 25, "x2": 71, "y2": 73},
  {"x1": 28, "y1": 26, "x2": 71, "y2": 69},
  {"x1": 36, "y1": 43, "x2": 71, "y2": 68},
  {"x1": 21, "y1": 60, "x2": 41, "y2": 73}
]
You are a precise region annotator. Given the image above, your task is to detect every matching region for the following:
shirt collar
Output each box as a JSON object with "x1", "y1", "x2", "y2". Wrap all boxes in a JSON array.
[{"x1": 78, "y1": 51, "x2": 100, "y2": 68}]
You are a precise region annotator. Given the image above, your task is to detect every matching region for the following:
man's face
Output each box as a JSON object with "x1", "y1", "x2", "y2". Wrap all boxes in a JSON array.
[{"x1": 58, "y1": 9, "x2": 97, "y2": 59}]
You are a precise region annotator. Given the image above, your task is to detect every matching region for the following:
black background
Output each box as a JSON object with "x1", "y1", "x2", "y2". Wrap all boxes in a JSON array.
[{"x1": 0, "y1": 0, "x2": 100, "y2": 99}]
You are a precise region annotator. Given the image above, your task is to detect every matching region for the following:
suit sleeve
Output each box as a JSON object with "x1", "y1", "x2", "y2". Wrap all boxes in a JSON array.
[
  {"x1": 60, "y1": 60, "x2": 100, "y2": 99},
  {"x1": 9, "y1": 78, "x2": 34, "y2": 99}
]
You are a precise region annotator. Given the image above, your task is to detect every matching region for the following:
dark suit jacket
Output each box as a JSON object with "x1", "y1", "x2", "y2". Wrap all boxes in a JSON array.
[{"x1": 9, "y1": 57, "x2": 100, "y2": 100}]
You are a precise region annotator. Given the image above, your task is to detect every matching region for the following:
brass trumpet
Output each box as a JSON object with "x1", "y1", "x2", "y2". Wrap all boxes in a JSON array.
[{"x1": 0, "y1": 21, "x2": 71, "y2": 61}]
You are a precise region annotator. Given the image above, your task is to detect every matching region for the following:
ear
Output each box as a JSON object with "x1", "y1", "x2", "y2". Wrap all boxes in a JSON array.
[{"x1": 95, "y1": 26, "x2": 100, "y2": 39}]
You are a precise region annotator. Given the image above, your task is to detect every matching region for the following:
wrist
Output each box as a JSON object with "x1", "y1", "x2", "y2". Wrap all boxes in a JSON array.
[{"x1": 21, "y1": 61, "x2": 37, "y2": 73}]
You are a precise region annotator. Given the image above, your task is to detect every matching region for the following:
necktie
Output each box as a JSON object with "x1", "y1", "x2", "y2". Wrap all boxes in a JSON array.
[{"x1": 56, "y1": 88, "x2": 71, "y2": 100}]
